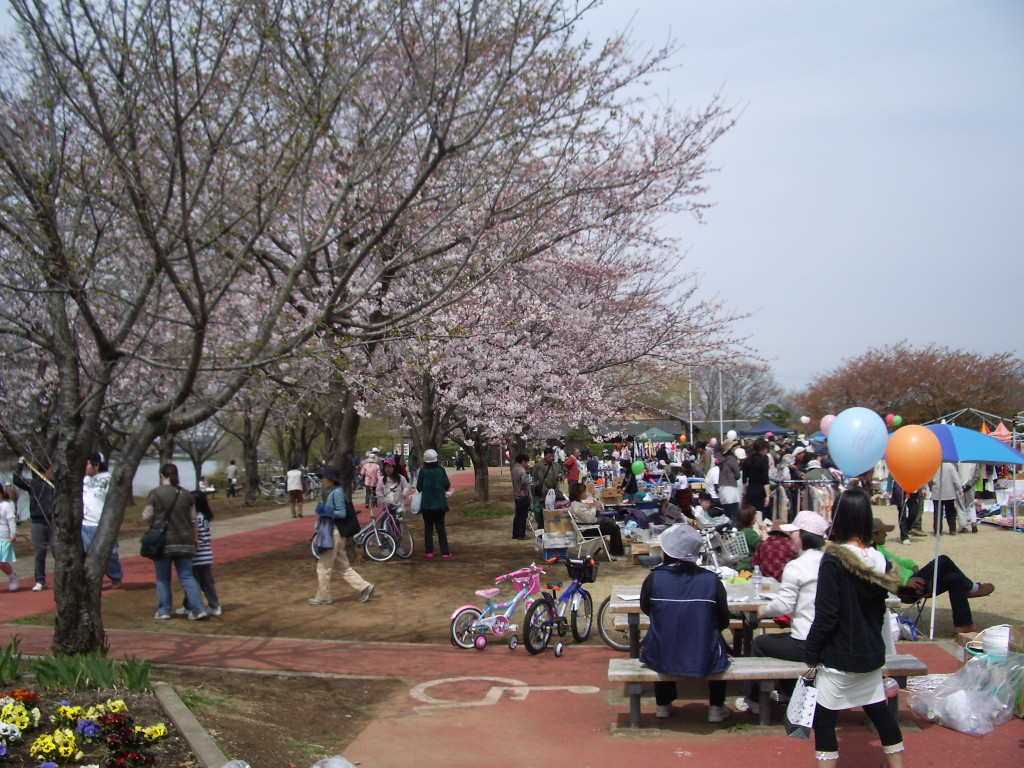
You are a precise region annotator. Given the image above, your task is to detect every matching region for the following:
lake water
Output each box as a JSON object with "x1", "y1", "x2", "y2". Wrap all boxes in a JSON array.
[{"x1": 0, "y1": 458, "x2": 222, "y2": 501}]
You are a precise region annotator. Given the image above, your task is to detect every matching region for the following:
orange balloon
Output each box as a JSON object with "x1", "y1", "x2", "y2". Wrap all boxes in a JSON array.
[{"x1": 886, "y1": 425, "x2": 942, "y2": 492}]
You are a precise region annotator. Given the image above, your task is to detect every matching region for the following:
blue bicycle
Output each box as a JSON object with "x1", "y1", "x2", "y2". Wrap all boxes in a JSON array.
[{"x1": 523, "y1": 556, "x2": 599, "y2": 655}]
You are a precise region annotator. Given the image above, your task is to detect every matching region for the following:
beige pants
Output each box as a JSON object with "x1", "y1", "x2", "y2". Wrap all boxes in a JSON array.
[{"x1": 315, "y1": 530, "x2": 370, "y2": 601}]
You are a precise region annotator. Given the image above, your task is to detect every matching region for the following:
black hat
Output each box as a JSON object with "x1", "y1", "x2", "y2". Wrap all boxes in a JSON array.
[{"x1": 321, "y1": 466, "x2": 342, "y2": 484}]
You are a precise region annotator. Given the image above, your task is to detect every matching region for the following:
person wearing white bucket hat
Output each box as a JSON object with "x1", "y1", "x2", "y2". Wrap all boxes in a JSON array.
[
  {"x1": 416, "y1": 449, "x2": 452, "y2": 558},
  {"x1": 639, "y1": 523, "x2": 733, "y2": 723}
]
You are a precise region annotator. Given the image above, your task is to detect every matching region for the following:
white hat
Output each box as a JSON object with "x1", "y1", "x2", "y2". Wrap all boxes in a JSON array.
[
  {"x1": 734, "y1": 447, "x2": 747, "y2": 460},
  {"x1": 423, "y1": 449, "x2": 439, "y2": 463},
  {"x1": 659, "y1": 523, "x2": 704, "y2": 562},
  {"x1": 781, "y1": 510, "x2": 829, "y2": 537}
]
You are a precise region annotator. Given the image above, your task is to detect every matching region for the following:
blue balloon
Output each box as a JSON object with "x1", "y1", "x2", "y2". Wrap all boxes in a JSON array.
[{"x1": 827, "y1": 407, "x2": 889, "y2": 477}]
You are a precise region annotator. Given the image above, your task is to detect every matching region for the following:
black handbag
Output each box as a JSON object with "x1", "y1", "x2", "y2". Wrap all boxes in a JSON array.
[
  {"x1": 139, "y1": 522, "x2": 167, "y2": 560},
  {"x1": 139, "y1": 487, "x2": 181, "y2": 559}
]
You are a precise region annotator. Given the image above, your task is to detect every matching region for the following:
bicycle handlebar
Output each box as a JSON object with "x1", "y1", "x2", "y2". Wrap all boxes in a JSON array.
[{"x1": 495, "y1": 563, "x2": 544, "y2": 583}]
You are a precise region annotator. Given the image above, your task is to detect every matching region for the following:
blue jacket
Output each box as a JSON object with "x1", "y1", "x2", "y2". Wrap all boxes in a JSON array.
[{"x1": 640, "y1": 563, "x2": 731, "y2": 677}]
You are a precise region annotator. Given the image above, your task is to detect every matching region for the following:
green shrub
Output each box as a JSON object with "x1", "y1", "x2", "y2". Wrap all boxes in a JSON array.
[{"x1": 0, "y1": 636, "x2": 23, "y2": 685}]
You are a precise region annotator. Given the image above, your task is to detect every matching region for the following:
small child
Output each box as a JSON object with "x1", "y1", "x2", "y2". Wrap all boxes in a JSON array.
[
  {"x1": 177, "y1": 490, "x2": 222, "y2": 616},
  {"x1": 0, "y1": 485, "x2": 20, "y2": 591}
]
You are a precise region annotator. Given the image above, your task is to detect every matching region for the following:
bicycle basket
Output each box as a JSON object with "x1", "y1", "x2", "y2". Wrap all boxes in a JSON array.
[
  {"x1": 565, "y1": 558, "x2": 599, "y2": 584},
  {"x1": 709, "y1": 530, "x2": 749, "y2": 565}
]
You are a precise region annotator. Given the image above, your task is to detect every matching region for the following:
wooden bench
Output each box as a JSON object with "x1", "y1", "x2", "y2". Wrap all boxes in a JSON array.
[{"x1": 609, "y1": 654, "x2": 929, "y2": 728}]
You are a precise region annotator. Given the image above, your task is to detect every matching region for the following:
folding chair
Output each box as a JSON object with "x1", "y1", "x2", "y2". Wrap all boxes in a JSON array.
[{"x1": 570, "y1": 514, "x2": 613, "y2": 562}]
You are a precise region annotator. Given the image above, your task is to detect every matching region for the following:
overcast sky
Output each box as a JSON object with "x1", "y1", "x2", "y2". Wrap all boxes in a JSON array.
[
  {"x1": 3, "y1": 3, "x2": 1021, "y2": 394},
  {"x1": 580, "y1": 0, "x2": 1024, "y2": 392}
]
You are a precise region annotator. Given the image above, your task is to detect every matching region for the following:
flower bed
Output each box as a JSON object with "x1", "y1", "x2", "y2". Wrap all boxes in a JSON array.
[{"x1": 0, "y1": 688, "x2": 193, "y2": 767}]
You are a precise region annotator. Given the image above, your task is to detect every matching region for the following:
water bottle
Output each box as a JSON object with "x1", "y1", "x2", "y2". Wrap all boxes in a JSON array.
[
  {"x1": 752, "y1": 565, "x2": 763, "y2": 597},
  {"x1": 883, "y1": 677, "x2": 900, "y2": 699}
]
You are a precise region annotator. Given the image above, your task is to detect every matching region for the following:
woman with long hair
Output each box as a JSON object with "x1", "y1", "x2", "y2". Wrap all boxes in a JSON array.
[
  {"x1": 0, "y1": 485, "x2": 19, "y2": 591},
  {"x1": 803, "y1": 488, "x2": 905, "y2": 768},
  {"x1": 142, "y1": 464, "x2": 207, "y2": 620},
  {"x1": 717, "y1": 440, "x2": 742, "y2": 523}
]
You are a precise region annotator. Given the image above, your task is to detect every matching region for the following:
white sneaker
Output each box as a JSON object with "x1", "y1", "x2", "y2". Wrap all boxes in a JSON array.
[
  {"x1": 208, "y1": 606, "x2": 222, "y2": 616},
  {"x1": 188, "y1": 611, "x2": 208, "y2": 621},
  {"x1": 32, "y1": 582, "x2": 45, "y2": 592},
  {"x1": 358, "y1": 584, "x2": 375, "y2": 603},
  {"x1": 708, "y1": 705, "x2": 731, "y2": 723},
  {"x1": 175, "y1": 607, "x2": 190, "y2": 616},
  {"x1": 154, "y1": 612, "x2": 171, "y2": 620},
  {"x1": 8, "y1": 574, "x2": 18, "y2": 591},
  {"x1": 656, "y1": 704, "x2": 672, "y2": 718},
  {"x1": 734, "y1": 696, "x2": 759, "y2": 715}
]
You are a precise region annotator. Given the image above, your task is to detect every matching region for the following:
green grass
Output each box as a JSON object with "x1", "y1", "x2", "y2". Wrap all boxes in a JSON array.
[
  {"x1": 459, "y1": 507, "x2": 511, "y2": 518},
  {"x1": 177, "y1": 688, "x2": 220, "y2": 710},
  {"x1": 7, "y1": 614, "x2": 51, "y2": 626}
]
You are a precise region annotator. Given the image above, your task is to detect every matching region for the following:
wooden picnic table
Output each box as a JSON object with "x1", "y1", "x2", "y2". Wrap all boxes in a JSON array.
[{"x1": 608, "y1": 578, "x2": 781, "y2": 658}]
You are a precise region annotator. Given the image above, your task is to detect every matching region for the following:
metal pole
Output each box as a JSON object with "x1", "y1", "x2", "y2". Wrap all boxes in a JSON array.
[
  {"x1": 688, "y1": 366, "x2": 693, "y2": 443},
  {"x1": 719, "y1": 370, "x2": 724, "y2": 441},
  {"x1": 929, "y1": 464, "x2": 943, "y2": 640}
]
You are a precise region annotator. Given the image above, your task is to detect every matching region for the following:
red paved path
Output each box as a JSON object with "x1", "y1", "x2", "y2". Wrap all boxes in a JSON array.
[{"x1": 3, "y1": 468, "x2": 1022, "y2": 767}]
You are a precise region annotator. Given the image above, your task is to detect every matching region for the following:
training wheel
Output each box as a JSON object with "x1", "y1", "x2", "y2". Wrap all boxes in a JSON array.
[
  {"x1": 474, "y1": 635, "x2": 488, "y2": 650},
  {"x1": 554, "y1": 642, "x2": 564, "y2": 657},
  {"x1": 508, "y1": 635, "x2": 519, "y2": 651}
]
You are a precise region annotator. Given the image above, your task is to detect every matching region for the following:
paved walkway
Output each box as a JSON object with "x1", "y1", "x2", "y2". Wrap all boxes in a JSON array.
[{"x1": 3, "y1": 468, "x2": 1023, "y2": 767}]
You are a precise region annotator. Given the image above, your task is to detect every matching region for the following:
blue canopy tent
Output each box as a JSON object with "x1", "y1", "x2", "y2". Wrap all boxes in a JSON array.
[
  {"x1": 737, "y1": 417, "x2": 798, "y2": 438},
  {"x1": 922, "y1": 424, "x2": 1024, "y2": 638}
]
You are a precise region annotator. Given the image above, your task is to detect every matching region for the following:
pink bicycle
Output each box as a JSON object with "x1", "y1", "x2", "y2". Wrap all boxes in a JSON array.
[{"x1": 450, "y1": 563, "x2": 545, "y2": 650}]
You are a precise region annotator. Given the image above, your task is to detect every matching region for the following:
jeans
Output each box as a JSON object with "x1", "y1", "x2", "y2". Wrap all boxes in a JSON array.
[
  {"x1": 513, "y1": 495, "x2": 530, "y2": 539},
  {"x1": 183, "y1": 564, "x2": 220, "y2": 612},
  {"x1": 154, "y1": 556, "x2": 206, "y2": 617},
  {"x1": 898, "y1": 492, "x2": 921, "y2": 540},
  {"x1": 31, "y1": 521, "x2": 53, "y2": 585},
  {"x1": 81, "y1": 525, "x2": 124, "y2": 582}
]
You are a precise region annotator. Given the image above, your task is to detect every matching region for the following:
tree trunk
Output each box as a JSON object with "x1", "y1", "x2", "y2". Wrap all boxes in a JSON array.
[
  {"x1": 452, "y1": 429, "x2": 490, "y2": 502},
  {"x1": 326, "y1": 383, "x2": 362, "y2": 498}
]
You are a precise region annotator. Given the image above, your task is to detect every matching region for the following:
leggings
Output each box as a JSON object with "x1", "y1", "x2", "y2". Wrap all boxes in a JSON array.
[{"x1": 812, "y1": 700, "x2": 903, "y2": 758}]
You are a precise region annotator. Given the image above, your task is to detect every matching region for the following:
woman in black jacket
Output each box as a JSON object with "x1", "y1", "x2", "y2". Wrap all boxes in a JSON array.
[
  {"x1": 742, "y1": 438, "x2": 771, "y2": 515},
  {"x1": 803, "y1": 488, "x2": 905, "y2": 768}
]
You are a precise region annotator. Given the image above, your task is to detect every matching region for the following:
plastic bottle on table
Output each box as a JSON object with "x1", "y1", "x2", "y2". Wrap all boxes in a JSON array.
[{"x1": 752, "y1": 565, "x2": 763, "y2": 597}]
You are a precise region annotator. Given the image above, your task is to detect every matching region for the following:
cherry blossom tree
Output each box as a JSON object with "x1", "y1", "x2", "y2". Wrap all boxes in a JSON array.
[{"x1": 0, "y1": 0, "x2": 734, "y2": 654}]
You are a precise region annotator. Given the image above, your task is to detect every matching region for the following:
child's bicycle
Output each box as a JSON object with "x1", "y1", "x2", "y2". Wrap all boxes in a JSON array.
[
  {"x1": 450, "y1": 563, "x2": 545, "y2": 650},
  {"x1": 310, "y1": 501, "x2": 413, "y2": 562},
  {"x1": 522, "y1": 556, "x2": 599, "y2": 656}
]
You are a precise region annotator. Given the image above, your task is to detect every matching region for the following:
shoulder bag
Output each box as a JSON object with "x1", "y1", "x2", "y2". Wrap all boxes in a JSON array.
[{"x1": 140, "y1": 487, "x2": 181, "y2": 559}]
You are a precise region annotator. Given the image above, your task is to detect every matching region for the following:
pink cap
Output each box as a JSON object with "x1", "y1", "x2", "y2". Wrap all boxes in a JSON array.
[{"x1": 780, "y1": 510, "x2": 829, "y2": 537}]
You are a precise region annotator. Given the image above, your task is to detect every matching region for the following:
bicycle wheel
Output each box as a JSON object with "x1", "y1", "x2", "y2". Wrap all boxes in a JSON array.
[
  {"x1": 524, "y1": 599, "x2": 553, "y2": 655},
  {"x1": 272, "y1": 487, "x2": 288, "y2": 505},
  {"x1": 571, "y1": 591, "x2": 594, "y2": 643},
  {"x1": 244, "y1": 486, "x2": 259, "y2": 507},
  {"x1": 450, "y1": 607, "x2": 483, "y2": 649},
  {"x1": 598, "y1": 596, "x2": 630, "y2": 652},
  {"x1": 362, "y1": 529, "x2": 397, "y2": 562},
  {"x1": 393, "y1": 519, "x2": 414, "y2": 558},
  {"x1": 310, "y1": 532, "x2": 320, "y2": 561}
]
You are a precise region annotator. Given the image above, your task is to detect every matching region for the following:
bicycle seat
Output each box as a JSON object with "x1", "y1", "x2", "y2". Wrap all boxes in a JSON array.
[
  {"x1": 544, "y1": 581, "x2": 564, "y2": 589},
  {"x1": 475, "y1": 588, "x2": 501, "y2": 598}
]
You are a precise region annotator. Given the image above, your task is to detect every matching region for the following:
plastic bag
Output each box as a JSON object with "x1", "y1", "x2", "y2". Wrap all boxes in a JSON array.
[
  {"x1": 909, "y1": 651, "x2": 1024, "y2": 737},
  {"x1": 545, "y1": 488, "x2": 556, "y2": 510},
  {"x1": 310, "y1": 758, "x2": 357, "y2": 768},
  {"x1": 410, "y1": 491, "x2": 422, "y2": 514}
]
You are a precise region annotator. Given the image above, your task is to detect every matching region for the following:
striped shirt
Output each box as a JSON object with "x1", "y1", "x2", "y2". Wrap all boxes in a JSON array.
[{"x1": 192, "y1": 512, "x2": 213, "y2": 567}]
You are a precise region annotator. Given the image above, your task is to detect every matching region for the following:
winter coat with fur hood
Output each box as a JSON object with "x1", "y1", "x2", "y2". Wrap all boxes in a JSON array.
[{"x1": 804, "y1": 543, "x2": 902, "y2": 673}]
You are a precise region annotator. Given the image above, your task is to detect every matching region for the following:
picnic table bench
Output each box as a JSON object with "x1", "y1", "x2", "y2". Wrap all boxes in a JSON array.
[{"x1": 609, "y1": 654, "x2": 929, "y2": 728}]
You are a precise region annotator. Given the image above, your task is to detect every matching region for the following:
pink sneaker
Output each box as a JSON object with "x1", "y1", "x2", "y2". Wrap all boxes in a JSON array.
[
  {"x1": 442, "y1": 554, "x2": 453, "y2": 559},
  {"x1": 424, "y1": 553, "x2": 434, "y2": 559}
]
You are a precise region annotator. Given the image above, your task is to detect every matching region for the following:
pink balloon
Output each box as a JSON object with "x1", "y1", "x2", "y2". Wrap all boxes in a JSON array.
[
  {"x1": 800, "y1": 415, "x2": 811, "y2": 424},
  {"x1": 766, "y1": 432, "x2": 774, "y2": 438},
  {"x1": 710, "y1": 437, "x2": 718, "y2": 446},
  {"x1": 821, "y1": 414, "x2": 837, "y2": 436},
  {"x1": 885, "y1": 413, "x2": 895, "y2": 426}
]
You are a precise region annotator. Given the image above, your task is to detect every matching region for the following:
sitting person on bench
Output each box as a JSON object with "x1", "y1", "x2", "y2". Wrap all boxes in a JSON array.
[
  {"x1": 870, "y1": 517, "x2": 994, "y2": 634},
  {"x1": 567, "y1": 483, "x2": 625, "y2": 558},
  {"x1": 639, "y1": 523, "x2": 733, "y2": 723},
  {"x1": 737, "y1": 510, "x2": 827, "y2": 715}
]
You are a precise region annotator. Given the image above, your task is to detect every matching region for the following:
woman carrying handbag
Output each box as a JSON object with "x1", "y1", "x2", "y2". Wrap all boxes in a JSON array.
[{"x1": 141, "y1": 464, "x2": 207, "y2": 620}]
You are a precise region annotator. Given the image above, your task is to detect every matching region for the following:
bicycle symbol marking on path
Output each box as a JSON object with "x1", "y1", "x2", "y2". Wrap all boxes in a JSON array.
[{"x1": 409, "y1": 676, "x2": 601, "y2": 715}]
